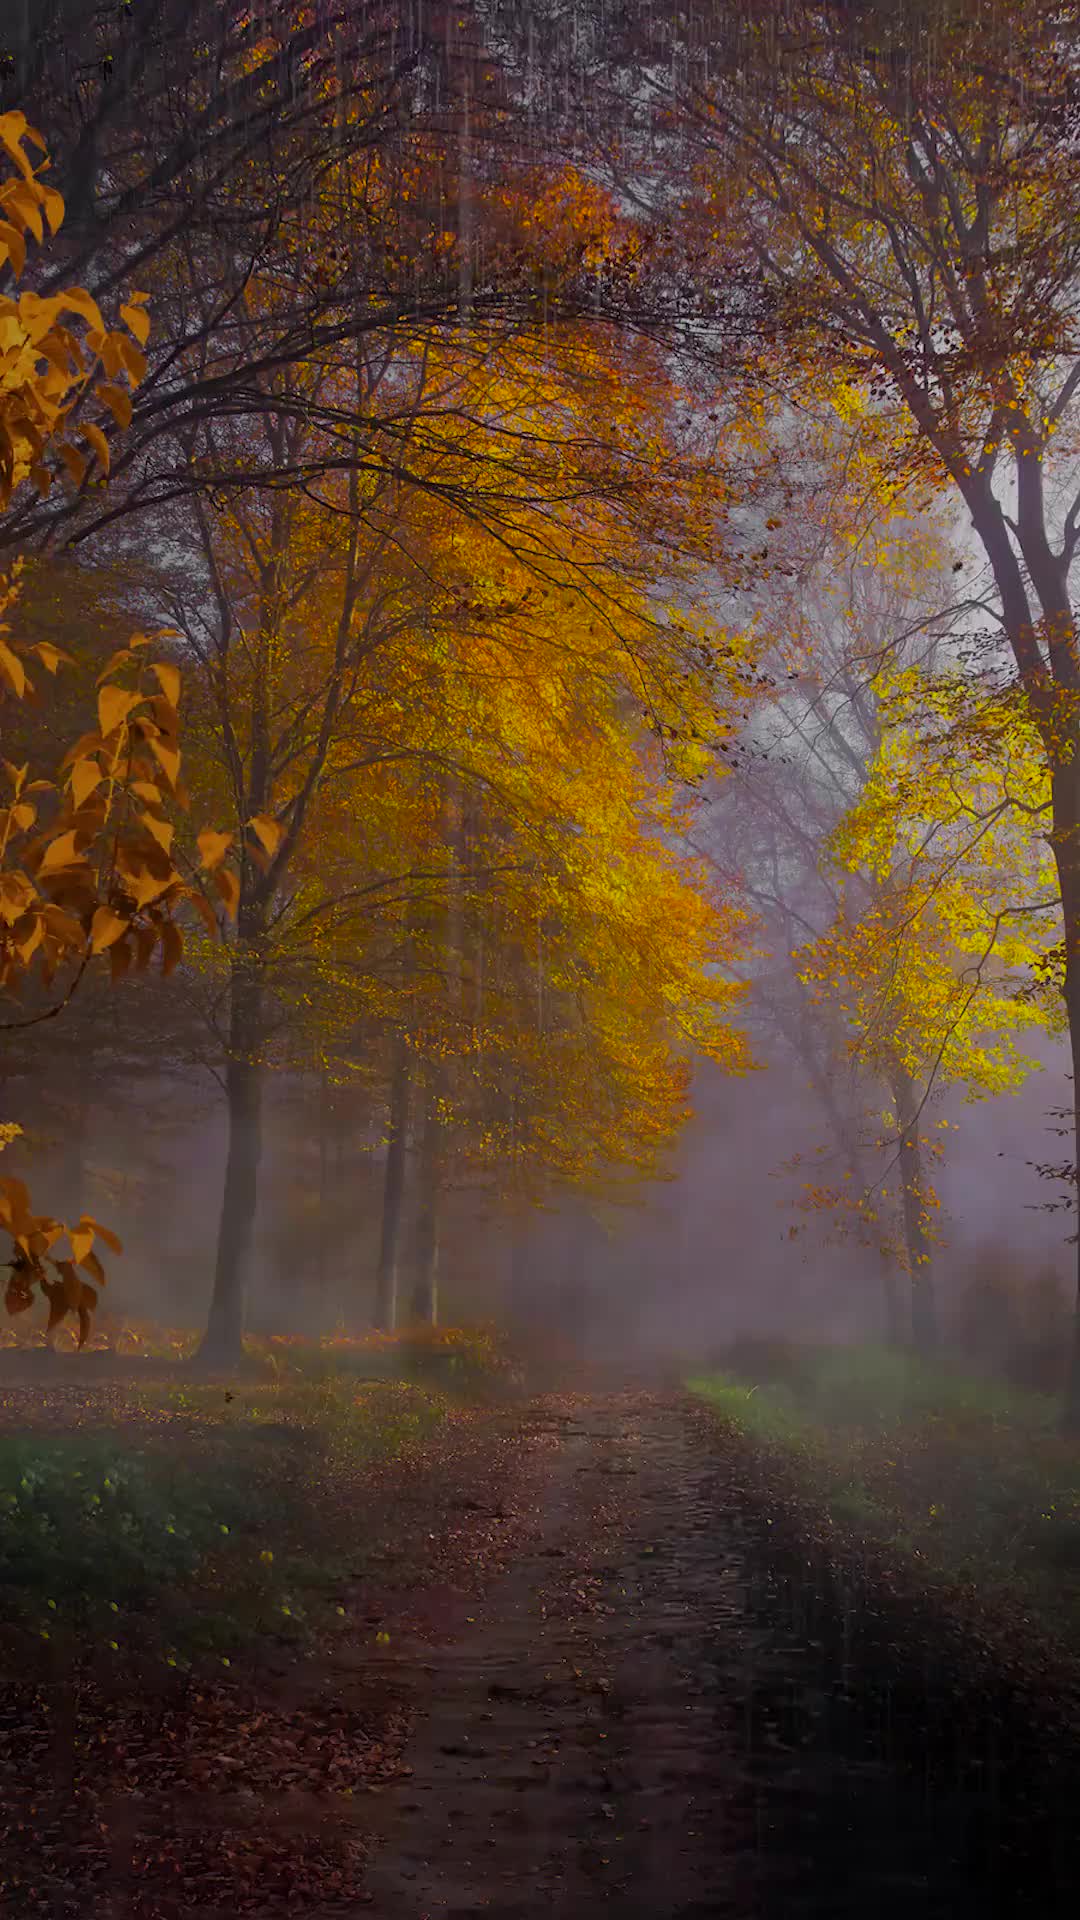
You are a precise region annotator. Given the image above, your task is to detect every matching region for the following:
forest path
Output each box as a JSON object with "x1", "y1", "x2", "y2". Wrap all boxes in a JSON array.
[
  {"x1": 357, "y1": 1392, "x2": 1060, "y2": 1920},
  {"x1": 359, "y1": 1392, "x2": 750, "y2": 1918}
]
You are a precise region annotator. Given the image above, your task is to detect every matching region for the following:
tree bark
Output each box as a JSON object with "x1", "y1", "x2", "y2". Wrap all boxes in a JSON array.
[
  {"x1": 374, "y1": 1032, "x2": 410, "y2": 1331},
  {"x1": 199, "y1": 962, "x2": 264, "y2": 1367},
  {"x1": 891, "y1": 1065, "x2": 937, "y2": 1354},
  {"x1": 878, "y1": 1249, "x2": 904, "y2": 1347},
  {"x1": 316, "y1": 1072, "x2": 329, "y2": 1315},
  {"x1": 410, "y1": 1076, "x2": 441, "y2": 1325},
  {"x1": 968, "y1": 496, "x2": 1080, "y2": 1423},
  {"x1": 810, "y1": 1058, "x2": 905, "y2": 1342},
  {"x1": 1059, "y1": 847, "x2": 1080, "y2": 1432},
  {"x1": 59, "y1": 1084, "x2": 88, "y2": 1226}
]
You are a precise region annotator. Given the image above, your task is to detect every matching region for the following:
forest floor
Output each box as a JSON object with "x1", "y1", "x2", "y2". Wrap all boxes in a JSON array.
[{"x1": 2, "y1": 1378, "x2": 1080, "y2": 1916}]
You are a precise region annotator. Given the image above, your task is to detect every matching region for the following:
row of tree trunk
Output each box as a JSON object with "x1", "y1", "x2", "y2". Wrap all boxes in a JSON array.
[{"x1": 200, "y1": 985, "x2": 443, "y2": 1364}]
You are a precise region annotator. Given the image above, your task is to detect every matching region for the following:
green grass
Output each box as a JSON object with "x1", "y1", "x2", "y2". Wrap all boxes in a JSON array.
[
  {"x1": 0, "y1": 1377, "x2": 454, "y2": 1666},
  {"x1": 690, "y1": 1344, "x2": 1080, "y2": 1642}
]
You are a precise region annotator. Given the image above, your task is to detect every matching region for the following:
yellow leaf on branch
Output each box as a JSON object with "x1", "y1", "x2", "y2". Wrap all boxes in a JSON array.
[{"x1": 89, "y1": 905, "x2": 129, "y2": 953}]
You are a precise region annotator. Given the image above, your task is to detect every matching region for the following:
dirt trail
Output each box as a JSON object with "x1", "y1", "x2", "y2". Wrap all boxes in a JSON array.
[
  {"x1": 358, "y1": 1394, "x2": 1080, "y2": 1920},
  {"x1": 361, "y1": 1395, "x2": 751, "y2": 1918},
  {"x1": 6, "y1": 1391, "x2": 1078, "y2": 1917}
]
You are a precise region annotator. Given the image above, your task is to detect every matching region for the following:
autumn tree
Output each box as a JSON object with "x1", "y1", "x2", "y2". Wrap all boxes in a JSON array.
[
  {"x1": 801, "y1": 656, "x2": 1059, "y2": 1327},
  {"x1": 692, "y1": 481, "x2": 1047, "y2": 1348},
  {"x1": 649, "y1": 0, "x2": 1080, "y2": 1418},
  {"x1": 365, "y1": 713, "x2": 751, "y2": 1331},
  {"x1": 158, "y1": 299, "x2": 754, "y2": 1356}
]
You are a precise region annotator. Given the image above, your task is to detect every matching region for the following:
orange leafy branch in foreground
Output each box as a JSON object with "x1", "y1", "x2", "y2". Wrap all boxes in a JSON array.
[
  {"x1": 0, "y1": 110, "x2": 148, "y2": 508},
  {"x1": 0, "y1": 567, "x2": 237, "y2": 1342},
  {"x1": 0, "y1": 108, "x2": 236, "y2": 1345}
]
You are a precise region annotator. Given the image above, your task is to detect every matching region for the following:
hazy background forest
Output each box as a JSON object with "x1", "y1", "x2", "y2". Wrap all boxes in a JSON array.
[{"x1": 2, "y1": 0, "x2": 1078, "y2": 1406}]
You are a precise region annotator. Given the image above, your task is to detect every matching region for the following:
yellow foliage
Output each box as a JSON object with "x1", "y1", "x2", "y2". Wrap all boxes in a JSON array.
[{"x1": 800, "y1": 666, "x2": 1059, "y2": 1099}]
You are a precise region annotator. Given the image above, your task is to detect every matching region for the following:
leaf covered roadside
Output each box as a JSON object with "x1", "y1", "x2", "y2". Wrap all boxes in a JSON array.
[{"x1": 0, "y1": 1377, "x2": 556, "y2": 1915}]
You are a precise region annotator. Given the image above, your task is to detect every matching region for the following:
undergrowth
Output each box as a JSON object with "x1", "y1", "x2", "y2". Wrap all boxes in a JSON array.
[
  {"x1": 0, "y1": 1377, "x2": 454, "y2": 1667},
  {"x1": 691, "y1": 1344, "x2": 1080, "y2": 1644}
]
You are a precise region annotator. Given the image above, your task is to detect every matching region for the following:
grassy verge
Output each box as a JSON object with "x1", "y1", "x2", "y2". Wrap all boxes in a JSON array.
[
  {"x1": 0, "y1": 1374, "x2": 458, "y2": 1670},
  {"x1": 689, "y1": 1342, "x2": 1080, "y2": 1646},
  {"x1": 0, "y1": 1340, "x2": 540, "y2": 1915}
]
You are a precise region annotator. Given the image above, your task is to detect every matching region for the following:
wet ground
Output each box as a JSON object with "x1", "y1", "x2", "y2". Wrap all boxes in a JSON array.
[{"x1": 359, "y1": 1395, "x2": 1080, "y2": 1918}]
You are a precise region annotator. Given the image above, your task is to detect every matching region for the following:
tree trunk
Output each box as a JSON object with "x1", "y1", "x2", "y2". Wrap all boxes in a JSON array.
[
  {"x1": 316, "y1": 1073, "x2": 329, "y2": 1317},
  {"x1": 809, "y1": 1055, "x2": 904, "y2": 1343},
  {"x1": 59, "y1": 1085, "x2": 88, "y2": 1225},
  {"x1": 199, "y1": 964, "x2": 264, "y2": 1367},
  {"x1": 1057, "y1": 829, "x2": 1080, "y2": 1432},
  {"x1": 969, "y1": 499, "x2": 1080, "y2": 1423},
  {"x1": 891, "y1": 1066, "x2": 937, "y2": 1354},
  {"x1": 556, "y1": 1206, "x2": 590, "y2": 1343},
  {"x1": 879, "y1": 1250, "x2": 904, "y2": 1347},
  {"x1": 410, "y1": 1077, "x2": 440, "y2": 1325},
  {"x1": 1047, "y1": 783, "x2": 1080, "y2": 1431},
  {"x1": 374, "y1": 1033, "x2": 410, "y2": 1331}
]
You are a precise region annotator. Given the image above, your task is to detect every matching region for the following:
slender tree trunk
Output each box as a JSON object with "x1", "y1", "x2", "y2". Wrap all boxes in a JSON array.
[
  {"x1": 60, "y1": 1085, "x2": 88, "y2": 1225},
  {"x1": 199, "y1": 963, "x2": 264, "y2": 1366},
  {"x1": 410, "y1": 1076, "x2": 440, "y2": 1325},
  {"x1": 878, "y1": 1250, "x2": 904, "y2": 1347},
  {"x1": 812, "y1": 1063, "x2": 905, "y2": 1343},
  {"x1": 374, "y1": 1032, "x2": 410, "y2": 1331},
  {"x1": 1057, "y1": 811, "x2": 1080, "y2": 1432},
  {"x1": 316, "y1": 1072, "x2": 329, "y2": 1317},
  {"x1": 557, "y1": 1204, "x2": 589, "y2": 1342},
  {"x1": 507, "y1": 1221, "x2": 531, "y2": 1314},
  {"x1": 970, "y1": 499, "x2": 1080, "y2": 1423},
  {"x1": 890, "y1": 1065, "x2": 937, "y2": 1354}
]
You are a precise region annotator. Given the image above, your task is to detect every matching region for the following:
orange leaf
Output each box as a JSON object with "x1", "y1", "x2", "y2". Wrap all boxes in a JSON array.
[
  {"x1": 197, "y1": 828, "x2": 233, "y2": 871},
  {"x1": 77, "y1": 1216, "x2": 122, "y2": 1255},
  {"x1": 90, "y1": 905, "x2": 130, "y2": 954},
  {"x1": 152, "y1": 661, "x2": 181, "y2": 709},
  {"x1": 161, "y1": 920, "x2": 183, "y2": 977},
  {"x1": 116, "y1": 336, "x2": 147, "y2": 385},
  {"x1": 0, "y1": 219, "x2": 26, "y2": 277},
  {"x1": 37, "y1": 829, "x2": 84, "y2": 875},
  {"x1": 79, "y1": 1247, "x2": 106, "y2": 1286},
  {"x1": 119, "y1": 300, "x2": 151, "y2": 346},
  {"x1": 69, "y1": 1227, "x2": 93, "y2": 1265},
  {"x1": 56, "y1": 285, "x2": 105, "y2": 330},
  {"x1": 70, "y1": 758, "x2": 102, "y2": 809},
  {"x1": 98, "y1": 684, "x2": 141, "y2": 735},
  {"x1": 59, "y1": 443, "x2": 87, "y2": 488},
  {"x1": 214, "y1": 868, "x2": 240, "y2": 916},
  {"x1": 96, "y1": 381, "x2": 133, "y2": 430},
  {"x1": 249, "y1": 813, "x2": 284, "y2": 858},
  {"x1": 192, "y1": 890, "x2": 220, "y2": 939},
  {"x1": 0, "y1": 639, "x2": 27, "y2": 697},
  {"x1": 148, "y1": 736, "x2": 180, "y2": 789},
  {"x1": 140, "y1": 811, "x2": 174, "y2": 854},
  {"x1": 33, "y1": 641, "x2": 71, "y2": 674},
  {"x1": 81, "y1": 420, "x2": 110, "y2": 473}
]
